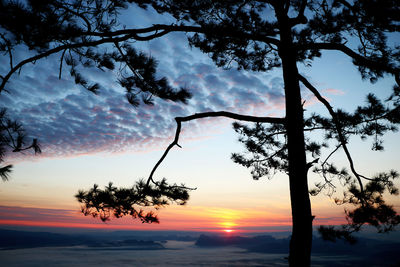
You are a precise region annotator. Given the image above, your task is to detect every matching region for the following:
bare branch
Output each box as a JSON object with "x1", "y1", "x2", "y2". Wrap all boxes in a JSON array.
[
  {"x1": 86, "y1": 24, "x2": 280, "y2": 46},
  {"x1": 321, "y1": 144, "x2": 341, "y2": 167},
  {"x1": 58, "y1": 49, "x2": 67, "y2": 79},
  {"x1": 298, "y1": 74, "x2": 367, "y2": 193},
  {"x1": 146, "y1": 111, "x2": 285, "y2": 186},
  {"x1": 177, "y1": 111, "x2": 285, "y2": 124},
  {"x1": 85, "y1": 24, "x2": 203, "y2": 38}
]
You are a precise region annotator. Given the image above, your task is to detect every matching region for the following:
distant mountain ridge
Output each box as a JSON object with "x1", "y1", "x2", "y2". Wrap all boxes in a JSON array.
[
  {"x1": 0, "y1": 229, "x2": 164, "y2": 250},
  {"x1": 0, "y1": 229, "x2": 84, "y2": 249}
]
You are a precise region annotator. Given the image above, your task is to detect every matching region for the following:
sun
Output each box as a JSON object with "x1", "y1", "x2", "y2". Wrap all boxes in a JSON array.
[{"x1": 223, "y1": 229, "x2": 234, "y2": 233}]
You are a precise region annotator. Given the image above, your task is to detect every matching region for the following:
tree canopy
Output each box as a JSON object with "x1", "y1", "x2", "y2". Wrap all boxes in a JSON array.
[{"x1": 1, "y1": 0, "x2": 400, "y2": 266}]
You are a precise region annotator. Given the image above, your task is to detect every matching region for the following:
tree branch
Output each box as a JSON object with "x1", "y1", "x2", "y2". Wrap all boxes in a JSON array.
[
  {"x1": 333, "y1": 0, "x2": 354, "y2": 11},
  {"x1": 177, "y1": 111, "x2": 285, "y2": 124},
  {"x1": 0, "y1": 34, "x2": 139, "y2": 94},
  {"x1": 0, "y1": 24, "x2": 205, "y2": 94},
  {"x1": 114, "y1": 42, "x2": 140, "y2": 80},
  {"x1": 86, "y1": 24, "x2": 204, "y2": 38},
  {"x1": 321, "y1": 144, "x2": 342, "y2": 168},
  {"x1": 0, "y1": 21, "x2": 282, "y2": 94},
  {"x1": 289, "y1": 0, "x2": 308, "y2": 26},
  {"x1": 53, "y1": 2, "x2": 92, "y2": 32},
  {"x1": 299, "y1": 42, "x2": 400, "y2": 85},
  {"x1": 314, "y1": 144, "x2": 342, "y2": 193},
  {"x1": 58, "y1": 49, "x2": 67, "y2": 79},
  {"x1": 87, "y1": 24, "x2": 280, "y2": 46},
  {"x1": 146, "y1": 111, "x2": 285, "y2": 186},
  {"x1": 0, "y1": 33, "x2": 13, "y2": 69},
  {"x1": 298, "y1": 74, "x2": 367, "y2": 194}
]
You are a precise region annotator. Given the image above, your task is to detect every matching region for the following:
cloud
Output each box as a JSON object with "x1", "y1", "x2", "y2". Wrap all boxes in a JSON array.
[
  {"x1": 0, "y1": 8, "x2": 286, "y2": 160},
  {"x1": 324, "y1": 88, "x2": 345, "y2": 95},
  {"x1": 0, "y1": 205, "x2": 182, "y2": 229},
  {"x1": 0, "y1": 205, "x2": 82, "y2": 225},
  {"x1": 0, "y1": 205, "x2": 293, "y2": 231}
]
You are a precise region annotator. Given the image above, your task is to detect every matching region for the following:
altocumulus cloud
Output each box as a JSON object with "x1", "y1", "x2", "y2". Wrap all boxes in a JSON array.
[{"x1": 0, "y1": 7, "x2": 286, "y2": 159}]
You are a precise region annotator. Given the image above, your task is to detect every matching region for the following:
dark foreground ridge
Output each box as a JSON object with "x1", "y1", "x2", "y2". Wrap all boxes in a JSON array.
[{"x1": 195, "y1": 233, "x2": 400, "y2": 263}]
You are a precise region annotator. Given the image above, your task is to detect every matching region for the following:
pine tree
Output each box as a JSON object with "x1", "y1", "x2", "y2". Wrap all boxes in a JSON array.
[{"x1": 1, "y1": 1, "x2": 399, "y2": 266}]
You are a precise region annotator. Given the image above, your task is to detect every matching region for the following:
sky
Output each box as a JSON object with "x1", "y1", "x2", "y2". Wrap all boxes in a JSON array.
[{"x1": 0, "y1": 4, "x2": 399, "y2": 235}]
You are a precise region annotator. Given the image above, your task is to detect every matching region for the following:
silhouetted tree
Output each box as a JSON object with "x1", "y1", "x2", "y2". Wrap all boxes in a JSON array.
[
  {"x1": 1, "y1": 1, "x2": 399, "y2": 266},
  {"x1": 0, "y1": 0, "x2": 193, "y2": 222}
]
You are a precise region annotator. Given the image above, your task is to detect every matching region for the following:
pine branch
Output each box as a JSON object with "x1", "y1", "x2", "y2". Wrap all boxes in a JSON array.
[
  {"x1": 52, "y1": 2, "x2": 92, "y2": 32},
  {"x1": 0, "y1": 33, "x2": 13, "y2": 69},
  {"x1": 0, "y1": 17, "x2": 283, "y2": 95},
  {"x1": 300, "y1": 42, "x2": 400, "y2": 85},
  {"x1": 0, "y1": 34, "x2": 134, "y2": 94},
  {"x1": 0, "y1": 24, "x2": 206, "y2": 94},
  {"x1": 146, "y1": 111, "x2": 285, "y2": 186}
]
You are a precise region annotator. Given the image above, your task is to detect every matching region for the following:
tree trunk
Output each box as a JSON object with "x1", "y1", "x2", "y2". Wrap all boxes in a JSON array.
[{"x1": 277, "y1": 8, "x2": 313, "y2": 267}]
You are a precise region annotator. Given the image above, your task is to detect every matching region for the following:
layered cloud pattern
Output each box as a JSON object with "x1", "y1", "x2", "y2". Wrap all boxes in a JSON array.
[{"x1": 1, "y1": 29, "x2": 286, "y2": 158}]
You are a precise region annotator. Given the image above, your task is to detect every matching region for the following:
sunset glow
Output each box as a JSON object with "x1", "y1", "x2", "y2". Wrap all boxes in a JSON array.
[{"x1": 0, "y1": 203, "x2": 350, "y2": 233}]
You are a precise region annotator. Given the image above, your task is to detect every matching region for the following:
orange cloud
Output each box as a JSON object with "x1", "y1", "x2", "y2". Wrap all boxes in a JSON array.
[{"x1": 324, "y1": 88, "x2": 345, "y2": 95}]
